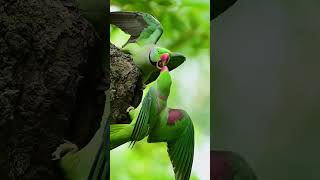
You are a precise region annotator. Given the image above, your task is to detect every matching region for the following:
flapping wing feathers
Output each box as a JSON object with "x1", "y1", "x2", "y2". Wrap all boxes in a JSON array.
[
  {"x1": 167, "y1": 120, "x2": 194, "y2": 180},
  {"x1": 129, "y1": 91, "x2": 153, "y2": 148},
  {"x1": 110, "y1": 12, "x2": 163, "y2": 46}
]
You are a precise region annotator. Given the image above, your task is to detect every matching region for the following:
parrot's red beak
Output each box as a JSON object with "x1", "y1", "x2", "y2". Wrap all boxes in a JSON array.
[
  {"x1": 157, "y1": 53, "x2": 170, "y2": 70},
  {"x1": 160, "y1": 53, "x2": 170, "y2": 64}
]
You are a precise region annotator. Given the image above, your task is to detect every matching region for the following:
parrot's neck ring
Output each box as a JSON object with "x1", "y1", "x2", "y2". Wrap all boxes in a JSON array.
[{"x1": 148, "y1": 50, "x2": 157, "y2": 66}]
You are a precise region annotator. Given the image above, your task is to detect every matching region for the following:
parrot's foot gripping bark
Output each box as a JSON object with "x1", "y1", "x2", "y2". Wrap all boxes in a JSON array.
[
  {"x1": 51, "y1": 140, "x2": 79, "y2": 160},
  {"x1": 126, "y1": 106, "x2": 135, "y2": 112},
  {"x1": 126, "y1": 106, "x2": 137, "y2": 119}
]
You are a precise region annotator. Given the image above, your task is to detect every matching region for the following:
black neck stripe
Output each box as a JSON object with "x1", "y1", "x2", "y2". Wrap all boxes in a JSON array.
[{"x1": 149, "y1": 50, "x2": 157, "y2": 66}]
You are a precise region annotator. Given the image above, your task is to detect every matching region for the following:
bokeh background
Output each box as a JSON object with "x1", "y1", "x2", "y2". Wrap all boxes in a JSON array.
[
  {"x1": 110, "y1": 0, "x2": 210, "y2": 179},
  {"x1": 213, "y1": 0, "x2": 320, "y2": 180}
]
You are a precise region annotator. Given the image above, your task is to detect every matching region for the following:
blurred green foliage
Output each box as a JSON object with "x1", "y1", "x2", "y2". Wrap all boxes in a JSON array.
[{"x1": 110, "y1": 0, "x2": 210, "y2": 179}]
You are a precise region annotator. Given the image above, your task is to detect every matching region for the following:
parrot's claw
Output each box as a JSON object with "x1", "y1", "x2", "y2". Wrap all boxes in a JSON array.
[
  {"x1": 51, "y1": 140, "x2": 79, "y2": 160},
  {"x1": 126, "y1": 106, "x2": 134, "y2": 112}
]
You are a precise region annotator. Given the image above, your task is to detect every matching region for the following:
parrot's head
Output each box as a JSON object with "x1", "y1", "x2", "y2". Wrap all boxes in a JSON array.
[
  {"x1": 149, "y1": 47, "x2": 171, "y2": 68},
  {"x1": 145, "y1": 47, "x2": 186, "y2": 85}
]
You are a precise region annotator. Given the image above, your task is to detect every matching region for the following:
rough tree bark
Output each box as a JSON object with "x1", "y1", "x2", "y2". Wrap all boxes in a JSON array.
[
  {"x1": 110, "y1": 44, "x2": 143, "y2": 124},
  {"x1": 0, "y1": 0, "x2": 106, "y2": 179},
  {"x1": 0, "y1": 0, "x2": 142, "y2": 179}
]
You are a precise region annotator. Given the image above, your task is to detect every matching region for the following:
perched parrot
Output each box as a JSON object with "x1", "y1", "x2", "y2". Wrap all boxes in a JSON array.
[
  {"x1": 212, "y1": 151, "x2": 257, "y2": 180},
  {"x1": 110, "y1": 11, "x2": 186, "y2": 84}
]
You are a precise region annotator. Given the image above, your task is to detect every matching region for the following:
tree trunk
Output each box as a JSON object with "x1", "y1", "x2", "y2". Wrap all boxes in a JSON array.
[
  {"x1": 110, "y1": 44, "x2": 143, "y2": 124},
  {"x1": 0, "y1": 0, "x2": 107, "y2": 179},
  {"x1": 0, "y1": 1, "x2": 142, "y2": 179}
]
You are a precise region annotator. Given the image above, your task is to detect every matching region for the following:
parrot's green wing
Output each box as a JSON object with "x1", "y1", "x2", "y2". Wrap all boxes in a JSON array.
[
  {"x1": 212, "y1": 0, "x2": 238, "y2": 19},
  {"x1": 129, "y1": 90, "x2": 153, "y2": 147},
  {"x1": 167, "y1": 120, "x2": 194, "y2": 180},
  {"x1": 110, "y1": 12, "x2": 163, "y2": 46},
  {"x1": 145, "y1": 53, "x2": 186, "y2": 84}
]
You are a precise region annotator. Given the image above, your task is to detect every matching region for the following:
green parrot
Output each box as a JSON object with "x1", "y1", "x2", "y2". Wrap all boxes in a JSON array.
[
  {"x1": 131, "y1": 66, "x2": 194, "y2": 180},
  {"x1": 212, "y1": 150, "x2": 257, "y2": 180},
  {"x1": 110, "y1": 64, "x2": 195, "y2": 180},
  {"x1": 110, "y1": 11, "x2": 186, "y2": 84}
]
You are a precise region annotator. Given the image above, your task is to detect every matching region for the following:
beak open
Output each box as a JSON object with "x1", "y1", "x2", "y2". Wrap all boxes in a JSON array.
[{"x1": 157, "y1": 53, "x2": 170, "y2": 69}]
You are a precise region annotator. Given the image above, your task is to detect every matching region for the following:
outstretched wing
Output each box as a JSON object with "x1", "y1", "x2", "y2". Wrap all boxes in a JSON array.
[
  {"x1": 129, "y1": 90, "x2": 154, "y2": 148},
  {"x1": 110, "y1": 12, "x2": 163, "y2": 46},
  {"x1": 167, "y1": 121, "x2": 194, "y2": 180},
  {"x1": 212, "y1": 0, "x2": 238, "y2": 20},
  {"x1": 145, "y1": 53, "x2": 185, "y2": 84}
]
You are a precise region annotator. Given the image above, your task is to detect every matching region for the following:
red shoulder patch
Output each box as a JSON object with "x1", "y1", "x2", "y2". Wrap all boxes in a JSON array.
[{"x1": 167, "y1": 109, "x2": 183, "y2": 125}]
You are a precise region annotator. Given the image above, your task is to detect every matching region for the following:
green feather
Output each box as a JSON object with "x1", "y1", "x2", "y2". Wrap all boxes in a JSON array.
[
  {"x1": 147, "y1": 110, "x2": 194, "y2": 180},
  {"x1": 110, "y1": 12, "x2": 163, "y2": 46},
  {"x1": 129, "y1": 89, "x2": 155, "y2": 148}
]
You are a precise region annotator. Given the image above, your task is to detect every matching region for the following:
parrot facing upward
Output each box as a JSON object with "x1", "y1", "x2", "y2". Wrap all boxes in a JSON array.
[
  {"x1": 110, "y1": 61, "x2": 195, "y2": 180},
  {"x1": 110, "y1": 11, "x2": 186, "y2": 84},
  {"x1": 130, "y1": 65, "x2": 195, "y2": 180}
]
